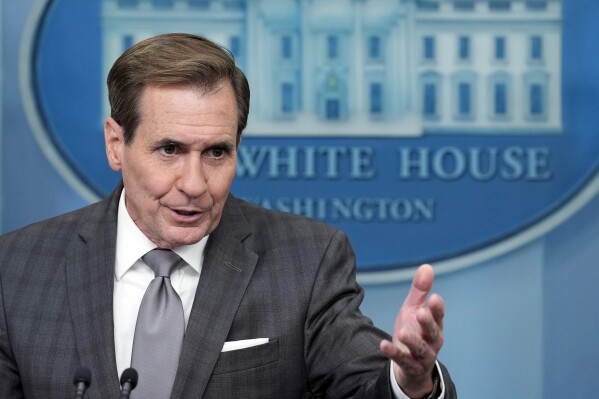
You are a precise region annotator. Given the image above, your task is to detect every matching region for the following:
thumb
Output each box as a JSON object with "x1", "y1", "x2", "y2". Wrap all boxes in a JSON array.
[{"x1": 403, "y1": 264, "x2": 434, "y2": 307}]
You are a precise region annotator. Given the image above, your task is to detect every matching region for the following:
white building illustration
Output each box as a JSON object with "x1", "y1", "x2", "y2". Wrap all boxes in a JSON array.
[{"x1": 101, "y1": 0, "x2": 562, "y2": 136}]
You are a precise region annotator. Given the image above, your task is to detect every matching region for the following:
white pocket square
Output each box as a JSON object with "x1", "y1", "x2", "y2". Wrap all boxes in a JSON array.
[{"x1": 221, "y1": 338, "x2": 269, "y2": 352}]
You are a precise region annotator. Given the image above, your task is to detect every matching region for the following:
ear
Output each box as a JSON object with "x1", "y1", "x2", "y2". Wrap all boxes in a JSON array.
[{"x1": 104, "y1": 117, "x2": 125, "y2": 171}]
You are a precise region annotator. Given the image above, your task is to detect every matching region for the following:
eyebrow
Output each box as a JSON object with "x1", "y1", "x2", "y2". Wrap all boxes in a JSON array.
[
  {"x1": 153, "y1": 138, "x2": 235, "y2": 151},
  {"x1": 154, "y1": 138, "x2": 184, "y2": 147},
  {"x1": 212, "y1": 141, "x2": 236, "y2": 151}
]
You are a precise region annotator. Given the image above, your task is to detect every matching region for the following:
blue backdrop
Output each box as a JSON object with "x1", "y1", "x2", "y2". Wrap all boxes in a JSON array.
[{"x1": 2, "y1": 1, "x2": 599, "y2": 397}]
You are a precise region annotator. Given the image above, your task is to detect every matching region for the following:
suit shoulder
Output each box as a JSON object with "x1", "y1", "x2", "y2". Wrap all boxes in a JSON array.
[
  {"x1": 0, "y1": 196, "x2": 115, "y2": 258},
  {"x1": 236, "y1": 199, "x2": 338, "y2": 231},
  {"x1": 234, "y1": 196, "x2": 340, "y2": 236}
]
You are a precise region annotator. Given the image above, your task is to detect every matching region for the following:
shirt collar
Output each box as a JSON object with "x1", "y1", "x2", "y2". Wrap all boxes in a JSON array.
[{"x1": 115, "y1": 189, "x2": 207, "y2": 281}]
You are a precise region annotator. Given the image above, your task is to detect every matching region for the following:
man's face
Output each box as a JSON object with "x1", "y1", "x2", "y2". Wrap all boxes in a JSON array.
[{"x1": 105, "y1": 83, "x2": 238, "y2": 249}]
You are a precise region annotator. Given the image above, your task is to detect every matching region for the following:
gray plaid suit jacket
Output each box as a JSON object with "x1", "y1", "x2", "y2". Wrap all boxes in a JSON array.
[{"x1": 0, "y1": 185, "x2": 456, "y2": 398}]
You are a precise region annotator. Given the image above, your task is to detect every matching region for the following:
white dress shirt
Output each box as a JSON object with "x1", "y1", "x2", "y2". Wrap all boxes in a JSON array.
[
  {"x1": 390, "y1": 360, "x2": 446, "y2": 399},
  {"x1": 112, "y1": 191, "x2": 444, "y2": 398},
  {"x1": 113, "y1": 191, "x2": 206, "y2": 378}
]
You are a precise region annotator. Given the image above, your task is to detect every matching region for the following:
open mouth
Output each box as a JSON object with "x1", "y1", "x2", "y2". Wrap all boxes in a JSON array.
[{"x1": 174, "y1": 210, "x2": 200, "y2": 216}]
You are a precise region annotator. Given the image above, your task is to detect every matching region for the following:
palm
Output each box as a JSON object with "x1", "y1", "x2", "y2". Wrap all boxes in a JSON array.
[{"x1": 380, "y1": 264, "x2": 445, "y2": 397}]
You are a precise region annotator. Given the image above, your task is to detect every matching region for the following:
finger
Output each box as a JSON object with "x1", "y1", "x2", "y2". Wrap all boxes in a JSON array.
[
  {"x1": 399, "y1": 331, "x2": 436, "y2": 364},
  {"x1": 428, "y1": 293, "x2": 445, "y2": 330},
  {"x1": 392, "y1": 359, "x2": 428, "y2": 380},
  {"x1": 381, "y1": 339, "x2": 427, "y2": 375},
  {"x1": 403, "y1": 264, "x2": 435, "y2": 308},
  {"x1": 380, "y1": 339, "x2": 413, "y2": 368},
  {"x1": 416, "y1": 307, "x2": 439, "y2": 344},
  {"x1": 380, "y1": 339, "x2": 403, "y2": 360},
  {"x1": 379, "y1": 339, "x2": 410, "y2": 362}
]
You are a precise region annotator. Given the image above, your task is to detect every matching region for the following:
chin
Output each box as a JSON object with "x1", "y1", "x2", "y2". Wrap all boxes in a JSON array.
[{"x1": 167, "y1": 230, "x2": 208, "y2": 247}]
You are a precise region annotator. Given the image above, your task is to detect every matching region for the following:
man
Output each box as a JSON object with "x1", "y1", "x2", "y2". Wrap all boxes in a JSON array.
[{"x1": 0, "y1": 33, "x2": 456, "y2": 398}]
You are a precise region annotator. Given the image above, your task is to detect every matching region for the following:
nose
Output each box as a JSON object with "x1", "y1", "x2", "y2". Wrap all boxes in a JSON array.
[{"x1": 176, "y1": 156, "x2": 208, "y2": 198}]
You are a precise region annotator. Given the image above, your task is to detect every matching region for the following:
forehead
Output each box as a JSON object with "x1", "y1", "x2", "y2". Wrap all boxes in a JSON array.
[{"x1": 136, "y1": 83, "x2": 238, "y2": 141}]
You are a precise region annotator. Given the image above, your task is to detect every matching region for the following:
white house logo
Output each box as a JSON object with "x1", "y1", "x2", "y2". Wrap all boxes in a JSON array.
[{"x1": 22, "y1": 0, "x2": 599, "y2": 282}]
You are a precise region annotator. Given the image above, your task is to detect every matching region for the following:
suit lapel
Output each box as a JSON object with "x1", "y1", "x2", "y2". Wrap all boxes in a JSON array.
[
  {"x1": 171, "y1": 196, "x2": 258, "y2": 398},
  {"x1": 63, "y1": 190, "x2": 256, "y2": 398},
  {"x1": 66, "y1": 188, "x2": 121, "y2": 399}
]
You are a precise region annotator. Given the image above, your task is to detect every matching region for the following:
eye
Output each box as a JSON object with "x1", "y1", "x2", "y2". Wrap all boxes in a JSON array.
[
  {"x1": 160, "y1": 144, "x2": 177, "y2": 155},
  {"x1": 211, "y1": 148, "x2": 224, "y2": 157},
  {"x1": 208, "y1": 146, "x2": 228, "y2": 158}
]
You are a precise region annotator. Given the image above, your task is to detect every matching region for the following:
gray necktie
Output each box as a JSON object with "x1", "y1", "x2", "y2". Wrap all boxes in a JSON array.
[{"x1": 131, "y1": 249, "x2": 185, "y2": 399}]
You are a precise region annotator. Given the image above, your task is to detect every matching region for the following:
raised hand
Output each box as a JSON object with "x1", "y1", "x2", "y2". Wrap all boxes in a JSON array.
[{"x1": 380, "y1": 264, "x2": 445, "y2": 398}]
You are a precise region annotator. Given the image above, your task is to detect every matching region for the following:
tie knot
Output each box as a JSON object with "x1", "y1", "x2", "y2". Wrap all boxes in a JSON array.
[{"x1": 142, "y1": 249, "x2": 184, "y2": 277}]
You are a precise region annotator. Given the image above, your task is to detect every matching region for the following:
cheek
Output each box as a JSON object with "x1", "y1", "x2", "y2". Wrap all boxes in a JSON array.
[
  {"x1": 147, "y1": 176, "x2": 174, "y2": 196},
  {"x1": 126, "y1": 176, "x2": 173, "y2": 209},
  {"x1": 207, "y1": 168, "x2": 236, "y2": 200},
  {"x1": 135, "y1": 165, "x2": 178, "y2": 196}
]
